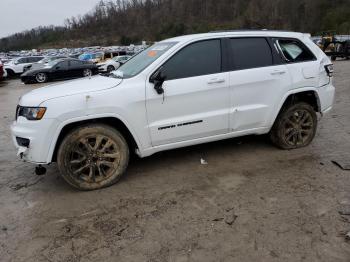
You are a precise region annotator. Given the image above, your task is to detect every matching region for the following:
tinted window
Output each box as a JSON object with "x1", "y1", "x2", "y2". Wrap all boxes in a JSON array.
[
  {"x1": 56, "y1": 61, "x2": 69, "y2": 69},
  {"x1": 69, "y1": 60, "x2": 82, "y2": 67},
  {"x1": 229, "y1": 38, "x2": 273, "y2": 70},
  {"x1": 29, "y1": 57, "x2": 43, "y2": 62},
  {"x1": 162, "y1": 40, "x2": 221, "y2": 80},
  {"x1": 17, "y1": 58, "x2": 27, "y2": 64},
  {"x1": 278, "y1": 39, "x2": 315, "y2": 63}
]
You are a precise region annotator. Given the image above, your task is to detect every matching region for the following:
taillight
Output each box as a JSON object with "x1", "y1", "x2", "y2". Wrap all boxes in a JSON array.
[{"x1": 324, "y1": 64, "x2": 334, "y2": 77}]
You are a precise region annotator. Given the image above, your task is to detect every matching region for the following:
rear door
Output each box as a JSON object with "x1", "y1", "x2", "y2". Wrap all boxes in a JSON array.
[
  {"x1": 228, "y1": 37, "x2": 292, "y2": 131},
  {"x1": 146, "y1": 39, "x2": 230, "y2": 146}
]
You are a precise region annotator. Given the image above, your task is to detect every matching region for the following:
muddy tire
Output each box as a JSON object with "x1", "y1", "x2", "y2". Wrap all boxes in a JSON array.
[
  {"x1": 57, "y1": 124, "x2": 129, "y2": 190},
  {"x1": 269, "y1": 102, "x2": 317, "y2": 150}
]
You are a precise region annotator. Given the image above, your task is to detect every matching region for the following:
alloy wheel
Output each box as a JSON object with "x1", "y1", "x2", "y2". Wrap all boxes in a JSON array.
[
  {"x1": 68, "y1": 134, "x2": 121, "y2": 183},
  {"x1": 35, "y1": 73, "x2": 47, "y2": 83},
  {"x1": 282, "y1": 109, "x2": 314, "y2": 147},
  {"x1": 83, "y1": 69, "x2": 92, "y2": 77}
]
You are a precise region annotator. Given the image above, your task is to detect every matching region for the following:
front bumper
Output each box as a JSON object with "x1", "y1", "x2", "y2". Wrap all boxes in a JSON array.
[
  {"x1": 11, "y1": 117, "x2": 59, "y2": 164},
  {"x1": 21, "y1": 75, "x2": 36, "y2": 83},
  {"x1": 97, "y1": 65, "x2": 108, "y2": 72}
]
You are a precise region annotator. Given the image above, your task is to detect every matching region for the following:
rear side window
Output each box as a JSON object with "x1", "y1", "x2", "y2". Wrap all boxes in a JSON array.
[
  {"x1": 69, "y1": 60, "x2": 82, "y2": 67},
  {"x1": 229, "y1": 38, "x2": 273, "y2": 70},
  {"x1": 162, "y1": 39, "x2": 221, "y2": 80},
  {"x1": 277, "y1": 39, "x2": 315, "y2": 63}
]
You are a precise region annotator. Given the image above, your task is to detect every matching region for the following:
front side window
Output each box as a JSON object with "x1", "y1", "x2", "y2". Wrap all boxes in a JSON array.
[
  {"x1": 229, "y1": 38, "x2": 273, "y2": 70},
  {"x1": 56, "y1": 61, "x2": 69, "y2": 69},
  {"x1": 17, "y1": 58, "x2": 27, "y2": 64},
  {"x1": 277, "y1": 39, "x2": 315, "y2": 63},
  {"x1": 162, "y1": 39, "x2": 221, "y2": 80}
]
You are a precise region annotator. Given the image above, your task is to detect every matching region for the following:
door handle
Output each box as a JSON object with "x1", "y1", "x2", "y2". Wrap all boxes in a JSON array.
[
  {"x1": 271, "y1": 70, "x2": 286, "y2": 76},
  {"x1": 207, "y1": 79, "x2": 225, "y2": 84}
]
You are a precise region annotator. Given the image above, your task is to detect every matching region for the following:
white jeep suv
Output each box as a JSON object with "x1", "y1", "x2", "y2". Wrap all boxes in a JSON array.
[{"x1": 11, "y1": 31, "x2": 335, "y2": 190}]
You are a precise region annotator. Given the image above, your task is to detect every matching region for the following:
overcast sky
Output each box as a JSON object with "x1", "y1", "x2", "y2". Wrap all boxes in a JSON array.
[{"x1": 0, "y1": 0, "x2": 102, "y2": 38}]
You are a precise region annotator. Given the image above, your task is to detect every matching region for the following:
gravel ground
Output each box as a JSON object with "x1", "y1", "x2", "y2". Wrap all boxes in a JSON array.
[{"x1": 0, "y1": 61, "x2": 350, "y2": 262}]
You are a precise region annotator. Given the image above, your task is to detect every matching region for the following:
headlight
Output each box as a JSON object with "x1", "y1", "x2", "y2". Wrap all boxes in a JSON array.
[{"x1": 17, "y1": 106, "x2": 46, "y2": 120}]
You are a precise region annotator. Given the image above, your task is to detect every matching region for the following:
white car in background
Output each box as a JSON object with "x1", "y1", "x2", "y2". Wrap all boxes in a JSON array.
[
  {"x1": 4, "y1": 56, "x2": 44, "y2": 76},
  {"x1": 97, "y1": 55, "x2": 131, "y2": 72}
]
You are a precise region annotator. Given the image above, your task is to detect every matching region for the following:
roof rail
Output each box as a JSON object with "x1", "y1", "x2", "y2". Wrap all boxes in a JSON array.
[{"x1": 209, "y1": 29, "x2": 292, "y2": 33}]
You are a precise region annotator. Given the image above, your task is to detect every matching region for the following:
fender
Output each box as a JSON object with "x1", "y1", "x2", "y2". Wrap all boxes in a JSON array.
[
  {"x1": 45, "y1": 113, "x2": 143, "y2": 163},
  {"x1": 269, "y1": 86, "x2": 321, "y2": 128}
]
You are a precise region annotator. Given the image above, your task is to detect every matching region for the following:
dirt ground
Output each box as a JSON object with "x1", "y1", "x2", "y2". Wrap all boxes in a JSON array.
[{"x1": 0, "y1": 61, "x2": 350, "y2": 262}]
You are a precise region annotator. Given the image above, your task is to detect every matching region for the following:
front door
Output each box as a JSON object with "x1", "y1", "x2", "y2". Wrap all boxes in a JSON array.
[
  {"x1": 52, "y1": 61, "x2": 69, "y2": 79},
  {"x1": 146, "y1": 39, "x2": 230, "y2": 146}
]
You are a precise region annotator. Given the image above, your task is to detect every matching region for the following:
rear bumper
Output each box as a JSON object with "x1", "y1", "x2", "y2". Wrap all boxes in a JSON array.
[
  {"x1": 319, "y1": 82, "x2": 335, "y2": 114},
  {"x1": 11, "y1": 118, "x2": 59, "y2": 164}
]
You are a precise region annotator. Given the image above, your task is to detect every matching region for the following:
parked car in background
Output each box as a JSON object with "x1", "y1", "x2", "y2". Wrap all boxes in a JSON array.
[
  {"x1": 79, "y1": 52, "x2": 104, "y2": 63},
  {"x1": 99, "y1": 51, "x2": 127, "y2": 63},
  {"x1": 97, "y1": 55, "x2": 132, "y2": 73},
  {"x1": 11, "y1": 31, "x2": 335, "y2": 190},
  {"x1": 21, "y1": 58, "x2": 98, "y2": 84},
  {"x1": 4, "y1": 56, "x2": 44, "y2": 76},
  {"x1": 24, "y1": 56, "x2": 68, "y2": 72},
  {"x1": 114, "y1": 55, "x2": 131, "y2": 65}
]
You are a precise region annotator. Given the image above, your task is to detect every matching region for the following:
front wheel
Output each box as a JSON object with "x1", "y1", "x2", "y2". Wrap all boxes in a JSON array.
[
  {"x1": 107, "y1": 65, "x2": 115, "y2": 72},
  {"x1": 57, "y1": 125, "x2": 129, "y2": 190},
  {"x1": 269, "y1": 103, "x2": 317, "y2": 150},
  {"x1": 35, "y1": 73, "x2": 48, "y2": 83}
]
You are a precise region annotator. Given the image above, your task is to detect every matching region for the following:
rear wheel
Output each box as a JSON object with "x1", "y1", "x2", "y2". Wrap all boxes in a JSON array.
[
  {"x1": 35, "y1": 73, "x2": 48, "y2": 83},
  {"x1": 57, "y1": 124, "x2": 129, "y2": 190},
  {"x1": 83, "y1": 69, "x2": 92, "y2": 77},
  {"x1": 270, "y1": 102, "x2": 317, "y2": 150}
]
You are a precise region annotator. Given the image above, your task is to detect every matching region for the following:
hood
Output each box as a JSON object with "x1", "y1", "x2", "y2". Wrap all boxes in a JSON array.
[
  {"x1": 22, "y1": 64, "x2": 53, "y2": 76},
  {"x1": 19, "y1": 75, "x2": 122, "y2": 106}
]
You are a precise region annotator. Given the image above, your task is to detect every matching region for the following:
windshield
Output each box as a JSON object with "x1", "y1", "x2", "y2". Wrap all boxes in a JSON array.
[{"x1": 116, "y1": 42, "x2": 178, "y2": 78}]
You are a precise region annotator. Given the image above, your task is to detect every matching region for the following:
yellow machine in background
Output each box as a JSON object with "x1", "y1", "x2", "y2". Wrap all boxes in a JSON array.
[{"x1": 317, "y1": 31, "x2": 350, "y2": 61}]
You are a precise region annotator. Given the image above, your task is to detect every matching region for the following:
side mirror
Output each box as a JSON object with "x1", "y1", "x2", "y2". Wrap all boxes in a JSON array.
[
  {"x1": 55, "y1": 66, "x2": 60, "y2": 70},
  {"x1": 150, "y1": 68, "x2": 166, "y2": 95}
]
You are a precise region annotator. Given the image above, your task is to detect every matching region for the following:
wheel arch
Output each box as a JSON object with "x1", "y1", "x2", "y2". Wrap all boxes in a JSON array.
[
  {"x1": 270, "y1": 88, "x2": 321, "y2": 129},
  {"x1": 49, "y1": 116, "x2": 141, "y2": 163}
]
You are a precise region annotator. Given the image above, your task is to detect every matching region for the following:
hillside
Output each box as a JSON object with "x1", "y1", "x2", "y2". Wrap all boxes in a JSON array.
[{"x1": 1, "y1": 0, "x2": 350, "y2": 51}]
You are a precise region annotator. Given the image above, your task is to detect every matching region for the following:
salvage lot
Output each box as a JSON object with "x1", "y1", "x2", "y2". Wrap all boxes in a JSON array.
[{"x1": 0, "y1": 61, "x2": 350, "y2": 261}]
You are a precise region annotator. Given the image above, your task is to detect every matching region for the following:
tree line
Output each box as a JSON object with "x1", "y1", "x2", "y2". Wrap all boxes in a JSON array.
[{"x1": 1, "y1": 0, "x2": 350, "y2": 51}]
